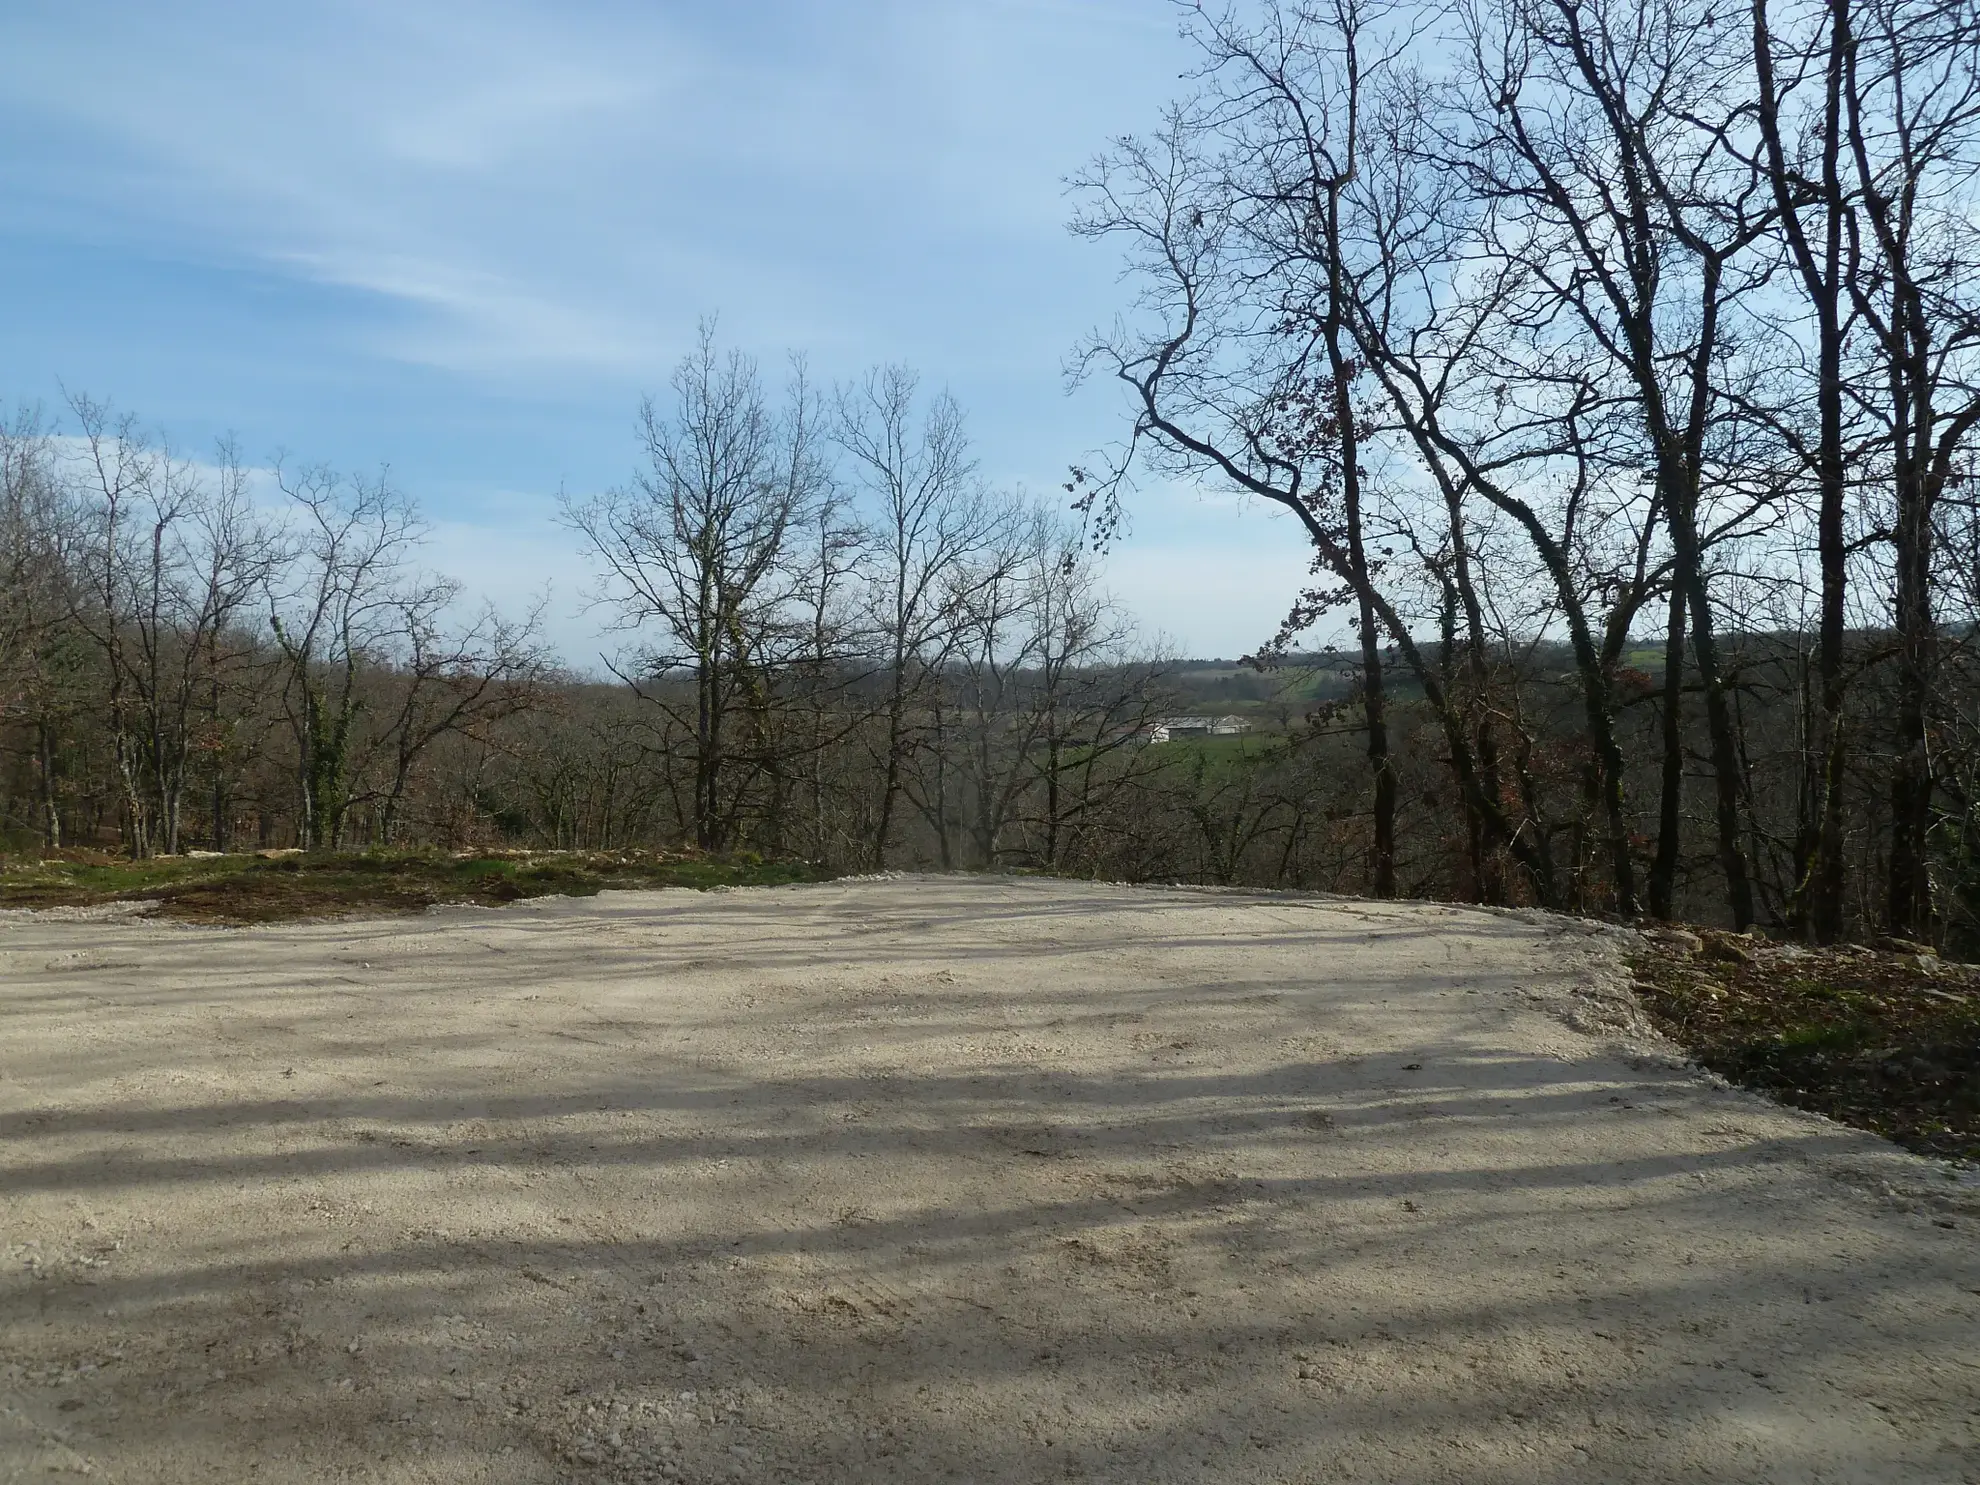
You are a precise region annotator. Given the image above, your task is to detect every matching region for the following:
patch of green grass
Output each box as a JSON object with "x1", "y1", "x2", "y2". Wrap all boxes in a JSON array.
[
  {"x1": 1769, "y1": 1019, "x2": 1875, "y2": 1053},
  {"x1": 1148, "y1": 732, "x2": 1287, "y2": 774},
  {"x1": 0, "y1": 848, "x2": 835, "y2": 924}
]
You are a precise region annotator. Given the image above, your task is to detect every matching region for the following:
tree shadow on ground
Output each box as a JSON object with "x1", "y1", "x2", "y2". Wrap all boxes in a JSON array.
[{"x1": 3, "y1": 881, "x2": 1972, "y2": 1483}]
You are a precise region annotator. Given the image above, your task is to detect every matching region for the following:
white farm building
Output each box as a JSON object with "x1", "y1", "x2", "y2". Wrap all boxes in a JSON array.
[{"x1": 1145, "y1": 715, "x2": 1252, "y2": 744}]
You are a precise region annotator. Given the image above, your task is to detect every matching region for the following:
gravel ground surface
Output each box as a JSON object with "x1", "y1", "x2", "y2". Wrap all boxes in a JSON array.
[{"x1": 2, "y1": 876, "x2": 1976, "y2": 1484}]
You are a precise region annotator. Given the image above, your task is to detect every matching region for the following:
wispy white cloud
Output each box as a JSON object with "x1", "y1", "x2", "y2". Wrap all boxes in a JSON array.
[
  {"x1": 1, "y1": 0, "x2": 1327, "y2": 657},
  {"x1": 2, "y1": 0, "x2": 1184, "y2": 376}
]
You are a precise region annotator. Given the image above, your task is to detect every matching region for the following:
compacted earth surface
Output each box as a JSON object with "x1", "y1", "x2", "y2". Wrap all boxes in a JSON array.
[{"x1": 2, "y1": 877, "x2": 1976, "y2": 1484}]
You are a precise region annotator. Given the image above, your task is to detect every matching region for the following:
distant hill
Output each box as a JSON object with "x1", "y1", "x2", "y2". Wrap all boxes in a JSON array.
[{"x1": 1166, "y1": 653, "x2": 1362, "y2": 723}]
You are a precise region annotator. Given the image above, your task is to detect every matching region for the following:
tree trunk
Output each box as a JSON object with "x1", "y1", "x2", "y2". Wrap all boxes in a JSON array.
[
  {"x1": 1681, "y1": 546, "x2": 1756, "y2": 929},
  {"x1": 1648, "y1": 580, "x2": 1686, "y2": 919},
  {"x1": 1887, "y1": 460, "x2": 1936, "y2": 937},
  {"x1": 1339, "y1": 414, "x2": 1396, "y2": 900},
  {"x1": 211, "y1": 757, "x2": 229, "y2": 854},
  {"x1": 37, "y1": 718, "x2": 61, "y2": 851},
  {"x1": 1806, "y1": 203, "x2": 1851, "y2": 941},
  {"x1": 695, "y1": 644, "x2": 721, "y2": 853},
  {"x1": 1755, "y1": 0, "x2": 1850, "y2": 941},
  {"x1": 1325, "y1": 186, "x2": 1397, "y2": 899},
  {"x1": 874, "y1": 677, "x2": 906, "y2": 869},
  {"x1": 1044, "y1": 733, "x2": 1062, "y2": 869},
  {"x1": 929, "y1": 699, "x2": 955, "y2": 870}
]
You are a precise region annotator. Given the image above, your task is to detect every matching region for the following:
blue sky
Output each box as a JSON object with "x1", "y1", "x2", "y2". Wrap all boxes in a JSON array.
[{"x1": 0, "y1": 0, "x2": 1314, "y2": 662}]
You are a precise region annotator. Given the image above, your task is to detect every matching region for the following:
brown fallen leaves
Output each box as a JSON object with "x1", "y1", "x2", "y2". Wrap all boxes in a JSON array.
[{"x1": 1630, "y1": 932, "x2": 1979, "y2": 1162}]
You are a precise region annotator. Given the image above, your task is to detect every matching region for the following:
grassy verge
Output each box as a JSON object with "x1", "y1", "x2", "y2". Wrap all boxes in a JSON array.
[
  {"x1": 0, "y1": 848, "x2": 836, "y2": 924},
  {"x1": 1629, "y1": 931, "x2": 1979, "y2": 1162}
]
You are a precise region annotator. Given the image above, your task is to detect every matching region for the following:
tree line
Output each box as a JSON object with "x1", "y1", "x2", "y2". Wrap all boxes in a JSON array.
[
  {"x1": 1070, "y1": 0, "x2": 1980, "y2": 948},
  {"x1": 0, "y1": 395, "x2": 548, "y2": 858},
  {"x1": 0, "y1": 347, "x2": 1174, "y2": 880}
]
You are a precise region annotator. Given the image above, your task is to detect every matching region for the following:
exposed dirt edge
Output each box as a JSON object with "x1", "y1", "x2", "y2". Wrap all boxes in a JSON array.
[{"x1": 1504, "y1": 912, "x2": 1980, "y2": 1215}]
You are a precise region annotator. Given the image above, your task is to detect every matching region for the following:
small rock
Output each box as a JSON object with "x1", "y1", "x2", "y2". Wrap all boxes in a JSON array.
[
  {"x1": 1699, "y1": 931, "x2": 1753, "y2": 965},
  {"x1": 1877, "y1": 936, "x2": 1934, "y2": 957},
  {"x1": 1641, "y1": 926, "x2": 1703, "y2": 956}
]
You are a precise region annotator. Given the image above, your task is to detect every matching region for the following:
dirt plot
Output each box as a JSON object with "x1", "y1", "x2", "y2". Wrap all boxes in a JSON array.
[{"x1": 2, "y1": 878, "x2": 1976, "y2": 1484}]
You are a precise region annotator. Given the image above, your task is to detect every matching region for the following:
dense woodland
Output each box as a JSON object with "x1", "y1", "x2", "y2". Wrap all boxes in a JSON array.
[
  {"x1": 1070, "y1": 0, "x2": 1980, "y2": 953},
  {"x1": 9, "y1": 0, "x2": 1980, "y2": 953}
]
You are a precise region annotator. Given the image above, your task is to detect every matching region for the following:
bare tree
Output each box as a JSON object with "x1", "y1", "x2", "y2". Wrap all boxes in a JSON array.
[
  {"x1": 124, "y1": 440, "x2": 279, "y2": 854},
  {"x1": 267, "y1": 464, "x2": 423, "y2": 849},
  {"x1": 776, "y1": 493, "x2": 870, "y2": 861},
  {"x1": 0, "y1": 408, "x2": 79, "y2": 849},
  {"x1": 1072, "y1": 2, "x2": 1585, "y2": 908},
  {"x1": 1008, "y1": 527, "x2": 1171, "y2": 871},
  {"x1": 68, "y1": 396, "x2": 159, "y2": 853},
  {"x1": 834, "y1": 365, "x2": 995, "y2": 867},
  {"x1": 1751, "y1": 0, "x2": 1861, "y2": 940},
  {"x1": 1436, "y1": 0, "x2": 1791, "y2": 923},
  {"x1": 563, "y1": 324, "x2": 828, "y2": 852},
  {"x1": 1834, "y1": 0, "x2": 1980, "y2": 936},
  {"x1": 66, "y1": 401, "x2": 279, "y2": 855},
  {"x1": 369, "y1": 589, "x2": 550, "y2": 843}
]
